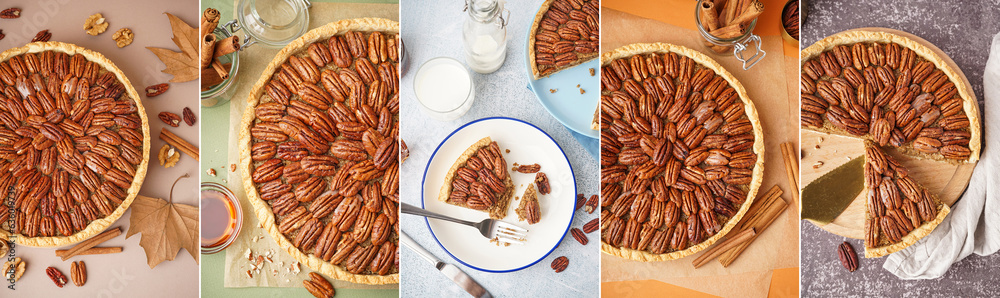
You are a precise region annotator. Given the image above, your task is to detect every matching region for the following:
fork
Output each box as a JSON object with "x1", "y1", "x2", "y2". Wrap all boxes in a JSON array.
[{"x1": 401, "y1": 202, "x2": 528, "y2": 245}]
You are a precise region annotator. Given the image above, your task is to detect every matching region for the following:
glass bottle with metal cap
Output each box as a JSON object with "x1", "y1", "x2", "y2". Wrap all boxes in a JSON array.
[
  {"x1": 463, "y1": 0, "x2": 509, "y2": 74},
  {"x1": 694, "y1": 0, "x2": 766, "y2": 70}
]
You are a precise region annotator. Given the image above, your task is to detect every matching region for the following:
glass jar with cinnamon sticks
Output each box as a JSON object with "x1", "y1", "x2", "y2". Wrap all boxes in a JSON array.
[{"x1": 694, "y1": 0, "x2": 766, "y2": 70}]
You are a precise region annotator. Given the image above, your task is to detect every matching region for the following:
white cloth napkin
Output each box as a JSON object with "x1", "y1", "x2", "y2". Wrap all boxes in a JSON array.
[{"x1": 882, "y1": 32, "x2": 1000, "y2": 279}]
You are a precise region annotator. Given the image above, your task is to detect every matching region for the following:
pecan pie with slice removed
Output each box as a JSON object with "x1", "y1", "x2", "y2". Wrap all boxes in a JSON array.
[
  {"x1": 515, "y1": 183, "x2": 540, "y2": 224},
  {"x1": 599, "y1": 43, "x2": 765, "y2": 262},
  {"x1": 528, "y1": 0, "x2": 600, "y2": 79},
  {"x1": 0, "y1": 42, "x2": 150, "y2": 247},
  {"x1": 240, "y1": 18, "x2": 399, "y2": 285},
  {"x1": 862, "y1": 141, "x2": 949, "y2": 258},
  {"x1": 438, "y1": 136, "x2": 514, "y2": 220},
  {"x1": 800, "y1": 31, "x2": 980, "y2": 164}
]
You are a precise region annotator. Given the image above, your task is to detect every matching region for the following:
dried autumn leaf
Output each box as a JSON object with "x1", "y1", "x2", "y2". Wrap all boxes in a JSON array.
[
  {"x1": 146, "y1": 13, "x2": 198, "y2": 83},
  {"x1": 126, "y1": 174, "x2": 198, "y2": 268}
]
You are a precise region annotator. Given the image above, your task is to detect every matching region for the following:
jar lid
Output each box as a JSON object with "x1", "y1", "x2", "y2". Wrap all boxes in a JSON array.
[{"x1": 236, "y1": 0, "x2": 310, "y2": 48}]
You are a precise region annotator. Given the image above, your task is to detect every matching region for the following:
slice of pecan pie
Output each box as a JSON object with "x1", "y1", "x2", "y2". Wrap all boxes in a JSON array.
[
  {"x1": 241, "y1": 18, "x2": 399, "y2": 285},
  {"x1": 599, "y1": 43, "x2": 765, "y2": 262},
  {"x1": 528, "y1": 0, "x2": 600, "y2": 79},
  {"x1": 515, "y1": 184, "x2": 540, "y2": 224},
  {"x1": 862, "y1": 141, "x2": 949, "y2": 258},
  {"x1": 0, "y1": 42, "x2": 149, "y2": 247},
  {"x1": 439, "y1": 136, "x2": 514, "y2": 220}
]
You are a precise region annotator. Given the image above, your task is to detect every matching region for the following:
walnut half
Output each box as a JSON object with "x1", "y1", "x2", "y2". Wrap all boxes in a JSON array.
[
  {"x1": 84, "y1": 13, "x2": 109, "y2": 36},
  {"x1": 112, "y1": 28, "x2": 133, "y2": 48}
]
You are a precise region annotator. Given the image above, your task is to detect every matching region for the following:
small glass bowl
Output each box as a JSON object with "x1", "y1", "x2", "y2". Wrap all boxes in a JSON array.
[
  {"x1": 200, "y1": 27, "x2": 240, "y2": 107},
  {"x1": 414, "y1": 57, "x2": 475, "y2": 121},
  {"x1": 200, "y1": 182, "x2": 243, "y2": 254}
]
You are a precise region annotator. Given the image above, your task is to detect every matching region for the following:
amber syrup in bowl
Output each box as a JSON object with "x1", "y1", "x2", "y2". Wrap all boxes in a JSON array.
[{"x1": 201, "y1": 182, "x2": 243, "y2": 254}]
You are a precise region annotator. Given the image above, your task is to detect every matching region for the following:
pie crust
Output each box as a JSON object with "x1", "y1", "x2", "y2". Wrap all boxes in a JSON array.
[
  {"x1": 438, "y1": 136, "x2": 514, "y2": 220},
  {"x1": 239, "y1": 18, "x2": 399, "y2": 285},
  {"x1": 527, "y1": 0, "x2": 600, "y2": 80},
  {"x1": 0, "y1": 42, "x2": 149, "y2": 248},
  {"x1": 800, "y1": 30, "x2": 981, "y2": 163},
  {"x1": 862, "y1": 141, "x2": 950, "y2": 258},
  {"x1": 599, "y1": 43, "x2": 765, "y2": 262}
]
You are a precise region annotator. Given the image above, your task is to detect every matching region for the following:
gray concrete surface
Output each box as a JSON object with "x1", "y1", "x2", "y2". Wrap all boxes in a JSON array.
[{"x1": 801, "y1": 1, "x2": 1000, "y2": 296}]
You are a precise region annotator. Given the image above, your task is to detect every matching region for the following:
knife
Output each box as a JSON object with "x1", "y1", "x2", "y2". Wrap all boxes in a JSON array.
[
  {"x1": 801, "y1": 155, "x2": 865, "y2": 225},
  {"x1": 399, "y1": 231, "x2": 493, "y2": 298}
]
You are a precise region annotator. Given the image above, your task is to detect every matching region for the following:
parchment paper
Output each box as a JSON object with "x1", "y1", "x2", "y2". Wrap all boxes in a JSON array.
[
  {"x1": 220, "y1": 2, "x2": 399, "y2": 289},
  {"x1": 598, "y1": 8, "x2": 800, "y2": 298}
]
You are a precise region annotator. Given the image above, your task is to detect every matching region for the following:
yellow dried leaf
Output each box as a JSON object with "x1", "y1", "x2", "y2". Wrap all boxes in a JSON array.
[
  {"x1": 146, "y1": 13, "x2": 198, "y2": 83},
  {"x1": 126, "y1": 174, "x2": 198, "y2": 268}
]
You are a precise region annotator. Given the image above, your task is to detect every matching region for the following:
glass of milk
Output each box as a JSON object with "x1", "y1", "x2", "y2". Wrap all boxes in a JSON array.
[{"x1": 414, "y1": 57, "x2": 475, "y2": 121}]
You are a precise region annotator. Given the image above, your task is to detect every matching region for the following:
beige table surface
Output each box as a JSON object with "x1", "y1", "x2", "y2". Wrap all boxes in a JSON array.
[{"x1": 1, "y1": 0, "x2": 201, "y2": 296}]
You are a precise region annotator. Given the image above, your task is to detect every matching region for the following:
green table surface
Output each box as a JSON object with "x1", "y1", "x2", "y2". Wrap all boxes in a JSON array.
[{"x1": 200, "y1": 0, "x2": 399, "y2": 297}]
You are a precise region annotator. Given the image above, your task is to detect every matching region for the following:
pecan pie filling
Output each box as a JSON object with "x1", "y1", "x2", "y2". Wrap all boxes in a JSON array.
[
  {"x1": 599, "y1": 44, "x2": 763, "y2": 261},
  {"x1": 0, "y1": 46, "x2": 146, "y2": 244},
  {"x1": 247, "y1": 25, "x2": 399, "y2": 279}
]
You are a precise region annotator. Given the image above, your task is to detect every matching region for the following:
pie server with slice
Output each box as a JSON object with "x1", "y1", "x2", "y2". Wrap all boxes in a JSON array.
[{"x1": 400, "y1": 231, "x2": 493, "y2": 298}]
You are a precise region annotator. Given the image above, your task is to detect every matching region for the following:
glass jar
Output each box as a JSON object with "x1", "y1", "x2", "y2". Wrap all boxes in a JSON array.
[
  {"x1": 694, "y1": 0, "x2": 766, "y2": 70},
  {"x1": 236, "y1": 0, "x2": 311, "y2": 48},
  {"x1": 202, "y1": 0, "x2": 311, "y2": 106},
  {"x1": 462, "y1": 0, "x2": 508, "y2": 74},
  {"x1": 414, "y1": 57, "x2": 475, "y2": 121},
  {"x1": 200, "y1": 182, "x2": 243, "y2": 254},
  {"x1": 200, "y1": 26, "x2": 240, "y2": 107}
]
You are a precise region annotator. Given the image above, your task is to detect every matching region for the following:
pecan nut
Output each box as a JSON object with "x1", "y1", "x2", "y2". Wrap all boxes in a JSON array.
[
  {"x1": 145, "y1": 83, "x2": 168, "y2": 97},
  {"x1": 837, "y1": 241, "x2": 859, "y2": 272},
  {"x1": 550, "y1": 256, "x2": 569, "y2": 273}
]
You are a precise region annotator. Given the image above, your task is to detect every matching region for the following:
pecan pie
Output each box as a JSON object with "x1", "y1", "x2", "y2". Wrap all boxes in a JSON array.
[
  {"x1": 801, "y1": 31, "x2": 980, "y2": 257},
  {"x1": 528, "y1": 0, "x2": 600, "y2": 79},
  {"x1": 240, "y1": 18, "x2": 399, "y2": 285},
  {"x1": 438, "y1": 137, "x2": 514, "y2": 220},
  {"x1": 599, "y1": 43, "x2": 764, "y2": 261},
  {"x1": 800, "y1": 31, "x2": 981, "y2": 163},
  {"x1": 862, "y1": 141, "x2": 949, "y2": 257},
  {"x1": 0, "y1": 42, "x2": 149, "y2": 247},
  {"x1": 515, "y1": 183, "x2": 540, "y2": 224}
]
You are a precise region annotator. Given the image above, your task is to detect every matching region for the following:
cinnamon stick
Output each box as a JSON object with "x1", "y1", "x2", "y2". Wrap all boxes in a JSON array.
[
  {"x1": 200, "y1": 34, "x2": 217, "y2": 70},
  {"x1": 61, "y1": 227, "x2": 121, "y2": 261},
  {"x1": 200, "y1": 64, "x2": 228, "y2": 90},
  {"x1": 733, "y1": 186, "x2": 782, "y2": 232},
  {"x1": 159, "y1": 128, "x2": 199, "y2": 161},
  {"x1": 200, "y1": 8, "x2": 220, "y2": 42},
  {"x1": 692, "y1": 228, "x2": 756, "y2": 268},
  {"x1": 731, "y1": 0, "x2": 765, "y2": 26},
  {"x1": 212, "y1": 36, "x2": 241, "y2": 59},
  {"x1": 709, "y1": 23, "x2": 745, "y2": 39},
  {"x1": 722, "y1": 0, "x2": 741, "y2": 26},
  {"x1": 56, "y1": 246, "x2": 123, "y2": 257},
  {"x1": 211, "y1": 60, "x2": 229, "y2": 80},
  {"x1": 699, "y1": 1, "x2": 721, "y2": 32},
  {"x1": 719, "y1": 194, "x2": 790, "y2": 267},
  {"x1": 780, "y1": 142, "x2": 800, "y2": 203}
]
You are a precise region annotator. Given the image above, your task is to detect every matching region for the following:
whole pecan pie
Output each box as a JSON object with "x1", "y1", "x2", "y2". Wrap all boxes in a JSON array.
[
  {"x1": 599, "y1": 43, "x2": 765, "y2": 261},
  {"x1": 240, "y1": 18, "x2": 399, "y2": 285},
  {"x1": 800, "y1": 31, "x2": 980, "y2": 257},
  {"x1": 438, "y1": 137, "x2": 514, "y2": 220},
  {"x1": 528, "y1": 0, "x2": 600, "y2": 79},
  {"x1": 0, "y1": 42, "x2": 150, "y2": 247}
]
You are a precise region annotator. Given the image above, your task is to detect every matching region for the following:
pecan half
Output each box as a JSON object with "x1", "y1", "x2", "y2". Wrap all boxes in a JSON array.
[
  {"x1": 837, "y1": 241, "x2": 859, "y2": 272},
  {"x1": 550, "y1": 256, "x2": 569, "y2": 273}
]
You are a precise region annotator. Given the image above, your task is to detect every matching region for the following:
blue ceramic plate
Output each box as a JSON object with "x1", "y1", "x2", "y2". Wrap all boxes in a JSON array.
[{"x1": 524, "y1": 12, "x2": 600, "y2": 139}]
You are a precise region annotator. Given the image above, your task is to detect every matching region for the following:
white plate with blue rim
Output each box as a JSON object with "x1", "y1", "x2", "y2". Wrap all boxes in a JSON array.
[{"x1": 421, "y1": 117, "x2": 576, "y2": 272}]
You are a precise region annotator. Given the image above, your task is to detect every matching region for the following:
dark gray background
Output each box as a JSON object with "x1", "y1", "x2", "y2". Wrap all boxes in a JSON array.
[{"x1": 801, "y1": 0, "x2": 1000, "y2": 296}]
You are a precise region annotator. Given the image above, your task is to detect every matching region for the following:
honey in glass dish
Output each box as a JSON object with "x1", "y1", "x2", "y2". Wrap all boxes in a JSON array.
[{"x1": 201, "y1": 183, "x2": 243, "y2": 254}]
